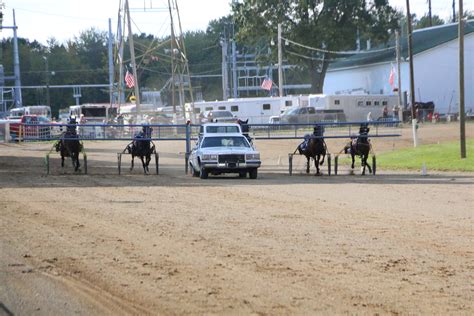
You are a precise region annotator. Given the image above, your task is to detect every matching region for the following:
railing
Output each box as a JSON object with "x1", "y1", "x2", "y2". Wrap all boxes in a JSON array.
[{"x1": 13, "y1": 120, "x2": 402, "y2": 142}]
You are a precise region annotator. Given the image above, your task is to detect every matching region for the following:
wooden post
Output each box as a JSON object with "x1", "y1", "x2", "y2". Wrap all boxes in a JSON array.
[
  {"x1": 459, "y1": 0, "x2": 466, "y2": 158},
  {"x1": 406, "y1": 0, "x2": 418, "y2": 147}
]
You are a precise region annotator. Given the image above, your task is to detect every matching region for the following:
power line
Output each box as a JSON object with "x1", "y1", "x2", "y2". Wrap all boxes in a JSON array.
[{"x1": 282, "y1": 36, "x2": 396, "y2": 55}]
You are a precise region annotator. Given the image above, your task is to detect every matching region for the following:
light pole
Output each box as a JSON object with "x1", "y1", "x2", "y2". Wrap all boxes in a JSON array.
[{"x1": 43, "y1": 56, "x2": 50, "y2": 107}]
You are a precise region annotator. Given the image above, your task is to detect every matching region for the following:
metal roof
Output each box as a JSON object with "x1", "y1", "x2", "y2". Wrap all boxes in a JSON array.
[{"x1": 328, "y1": 20, "x2": 474, "y2": 71}]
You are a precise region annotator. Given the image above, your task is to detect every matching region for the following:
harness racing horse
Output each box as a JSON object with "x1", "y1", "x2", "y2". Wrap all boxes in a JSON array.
[
  {"x1": 295, "y1": 125, "x2": 327, "y2": 175},
  {"x1": 343, "y1": 124, "x2": 372, "y2": 175},
  {"x1": 55, "y1": 121, "x2": 82, "y2": 172},
  {"x1": 237, "y1": 119, "x2": 252, "y2": 144},
  {"x1": 124, "y1": 125, "x2": 156, "y2": 174}
]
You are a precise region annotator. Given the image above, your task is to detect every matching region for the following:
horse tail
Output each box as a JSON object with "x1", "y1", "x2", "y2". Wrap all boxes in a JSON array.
[{"x1": 123, "y1": 142, "x2": 133, "y2": 154}]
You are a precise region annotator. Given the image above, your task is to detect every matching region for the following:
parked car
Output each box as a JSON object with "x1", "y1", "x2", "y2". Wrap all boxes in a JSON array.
[
  {"x1": 9, "y1": 115, "x2": 58, "y2": 140},
  {"x1": 280, "y1": 107, "x2": 346, "y2": 124},
  {"x1": 189, "y1": 132, "x2": 261, "y2": 179},
  {"x1": 199, "y1": 110, "x2": 236, "y2": 123}
]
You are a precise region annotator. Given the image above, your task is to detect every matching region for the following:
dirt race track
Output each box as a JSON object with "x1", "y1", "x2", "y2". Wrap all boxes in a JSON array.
[{"x1": 1, "y1": 123, "x2": 473, "y2": 315}]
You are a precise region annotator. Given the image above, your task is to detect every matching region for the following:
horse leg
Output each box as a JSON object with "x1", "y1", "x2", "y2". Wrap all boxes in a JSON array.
[
  {"x1": 306, "y1": 157, "x2": 310, "y2": 174},
  {"x1": 365, "y1": 154, "x2": 372, "y2": 174},
  {"x1": 351, "y1": 152, "x2": 355, "y2": 169},
  {"x1": 61, "y1": 155, "x2": 65, "y2": 168},
  {"x1": 315, "y1": 155, "x2": 320, "y2": 175},
  {"x1": 140, "y1": 156, "x2": 147, "y2": 174},
  {"x1": 320, "y1": 152, "x2": 325, "y2": 166},
  {"x1": 361, "y1": 155, "x2": 367, "y2": 175},
  {"x1": 145, "y1": 154, "x2": 151, "y2": 173},
  {"x1": 74, "y1": 152, "x2": 81, "y2": 172},
  {"x1": 130, "y1": 155, "x2": 135, "y2": 171}
]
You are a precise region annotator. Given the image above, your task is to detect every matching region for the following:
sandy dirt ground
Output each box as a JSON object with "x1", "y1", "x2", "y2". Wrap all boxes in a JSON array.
[{"x1": 0, "y1": 122, "x2": 473, "y2": 315}]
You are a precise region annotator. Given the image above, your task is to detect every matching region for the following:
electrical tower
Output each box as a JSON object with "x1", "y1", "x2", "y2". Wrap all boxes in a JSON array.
[
  {"x1": 113, "y1": 0, "x2": 195, "y2": 122},
  {"x1": 167, "y1": 0, "x2": 195, "y2": 121}
]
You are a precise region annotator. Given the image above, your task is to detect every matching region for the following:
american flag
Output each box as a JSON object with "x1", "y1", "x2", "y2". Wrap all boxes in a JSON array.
[
  {"x1": 125, "y1": 70, "x2": 135, "y2": 88},
  {"x1": 388, "y1": 65, "x2": 395, "y2": 88},
  {"x1": 261, "y1": 77, "x2": 273, "y2": 91}
]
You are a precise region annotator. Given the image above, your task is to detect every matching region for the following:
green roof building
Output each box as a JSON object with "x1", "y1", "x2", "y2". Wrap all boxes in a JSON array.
[{"x1": 324, "y1": 21, "x2": 474, "y2": 114}]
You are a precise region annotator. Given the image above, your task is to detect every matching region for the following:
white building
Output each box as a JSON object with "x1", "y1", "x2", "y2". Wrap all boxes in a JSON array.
[{"x1": 324, "y1": 21, "x2": 474, "y2": 114}]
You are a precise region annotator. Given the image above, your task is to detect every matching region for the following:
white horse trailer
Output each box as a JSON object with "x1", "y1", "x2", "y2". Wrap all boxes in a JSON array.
[
  {"x1": 9, "y1": 105, "x2": 52, "y2": 119},
  {"x1": 308, "y1": 94, "x2": 399, "y2": 121},
  {"x1": 187, "y1": 96, "x2": 308, "y2": 124}
]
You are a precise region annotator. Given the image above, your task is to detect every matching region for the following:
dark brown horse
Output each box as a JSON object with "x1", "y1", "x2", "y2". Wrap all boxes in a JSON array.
[
  {"x1": 344, "y1": 124, "x2": 372, "y2": 175},
  {"x1": 55, "y1": 122, "x2": 82, "y2": 172},
  {"x1": 124, "y1": 125, "x2": 155, "y2": 174},
  {"x1": 295, "y1": 125, "x2": 327, "y2": 175}
]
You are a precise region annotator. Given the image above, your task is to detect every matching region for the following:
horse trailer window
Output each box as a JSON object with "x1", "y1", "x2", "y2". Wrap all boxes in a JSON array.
[
  {"x1": 334, "y1": 99, "x2": 340, "y2": 105},
  {"x1": 374, "y1": 101, "x2": 380, "y2": 106},
  {"x1": 262, "y1": 104, "x2": 271, "y2": 110},
  {"x1": 230, "y1": 105, "x2": 239, "y2": 112},
  {"x1": 382, "y1": 101, "x2": 388, "y2": 106},
  {"x1": 285, "y1": 100, "x2": 292, "y2": 107},
  {"x1": 357, "y1": 101, "x2": 364, "y2": 107},
  {"x1": 194, "y1": 108, "x2": 201, "y2": 114},
  {"x1": 205, "y1": 107, "x2": 213, "y2": 111},
  {"x1": 366, "y1": 101, "x2": 372, "y2": 106},
  {"x1": 218, "y1": 106, "x2": 226, "y2": 110}
]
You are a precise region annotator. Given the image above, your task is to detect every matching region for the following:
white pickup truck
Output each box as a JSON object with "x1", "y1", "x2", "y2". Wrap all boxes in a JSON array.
[{"x1": 190, "y1": 123, "x2": 261, "y2": 179}]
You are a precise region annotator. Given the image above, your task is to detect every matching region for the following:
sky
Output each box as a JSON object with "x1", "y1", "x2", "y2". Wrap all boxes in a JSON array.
[{"x1": 0, "y1": 0, "x2": 472, "y2": 45}]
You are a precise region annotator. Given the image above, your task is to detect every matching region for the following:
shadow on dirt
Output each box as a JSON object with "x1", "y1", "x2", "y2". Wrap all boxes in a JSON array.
[{"x1": 0, "y1": 155, "x2": 473, "y2": 189}]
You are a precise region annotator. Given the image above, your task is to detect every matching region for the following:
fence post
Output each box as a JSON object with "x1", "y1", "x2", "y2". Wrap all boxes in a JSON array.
[
  {"x1": 5, "y1": 122, "x2": 11, "y2": 142},
  {"x1": 185, "y1": 122, "x2": 191, "y2": 174},
  {"x1": 19, "y1": 124, "x2": 23, "y2": 142}
]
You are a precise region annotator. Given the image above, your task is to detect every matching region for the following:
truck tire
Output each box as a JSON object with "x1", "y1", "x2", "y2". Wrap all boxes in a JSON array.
[
  {"x1": 190, "y1": 163, "x2": 199, "y2": 177},
  {"x1": 249, "y1": 168, "x2": 258, "y2": 179},
  {"x1": 199, "y1": 167, "x2": 208, "y2": 179}
]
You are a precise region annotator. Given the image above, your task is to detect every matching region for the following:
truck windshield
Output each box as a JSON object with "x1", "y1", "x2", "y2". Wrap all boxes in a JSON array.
[
  {"x1": 201, "y1": 136, "x2": 250, "y2": 148},
  {"x1": 205, "y1": 126, "x2": 240, "y2": 134}
]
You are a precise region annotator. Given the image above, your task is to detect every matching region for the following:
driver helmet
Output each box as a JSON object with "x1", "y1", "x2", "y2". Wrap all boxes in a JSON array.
[{"x1": 68, "y1": 115, "x2": 77, "y2": 124}]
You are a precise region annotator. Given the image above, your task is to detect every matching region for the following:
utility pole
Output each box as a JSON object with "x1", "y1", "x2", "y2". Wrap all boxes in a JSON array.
[
  {"x1": 108, "y1": 18, "x2": 114, "y2": 108},
  {"x1": 125, "y1": 0, "x2": 141, "y2": 121},
  {"x1": 116, "y1": 14, "x2": 126, "y2": 107},
  {"x1": 428, "y1": 0, "x2": 432, "y2": 27},
  {"x1": 12, "y1": 9, "x2": 22, "y2": 107},
  {"x1": 277, "y1": 23, "x2": 284, "y2": 97},
  {"x1": 43, "y1": 56, "x2": 50, "y2": 107},
  {"x1": 232, "y1": 38, "x2": 238, "y2": 98},
  {"x1": 396, "y1": 30, "x2": 403, "y2": 121},
  {"x1": 221, "y1": 37, "x2": 229, "y2": 101},
  {"x1": 168, "y1": 0, "x2": 176, "y2": 114},
  {"x1": 459, "y1": 0, "x2": 466, "y2": 158},
  {"x1": 452, "y1": 0, "x2": 456, "y2": 23},
  {"x1": 406, "y1": 0, "x2": 418, "y2": 147}
]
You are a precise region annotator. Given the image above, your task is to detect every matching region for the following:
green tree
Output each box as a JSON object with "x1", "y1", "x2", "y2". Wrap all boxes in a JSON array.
[
  {"x1": 414, "y1": 14, "x2": 445, "y2": 29},
  {"x1": 232, "y1": 0, "x2": 400, "y2": 93}
]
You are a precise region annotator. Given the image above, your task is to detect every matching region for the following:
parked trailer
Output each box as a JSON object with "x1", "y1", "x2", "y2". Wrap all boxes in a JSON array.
[
  {"x1": 187, "y1": 96, "x2": 308, "y2": 124},
  {"x1": 308, "y1": 94, "x2": 399, "y2": 122}
]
